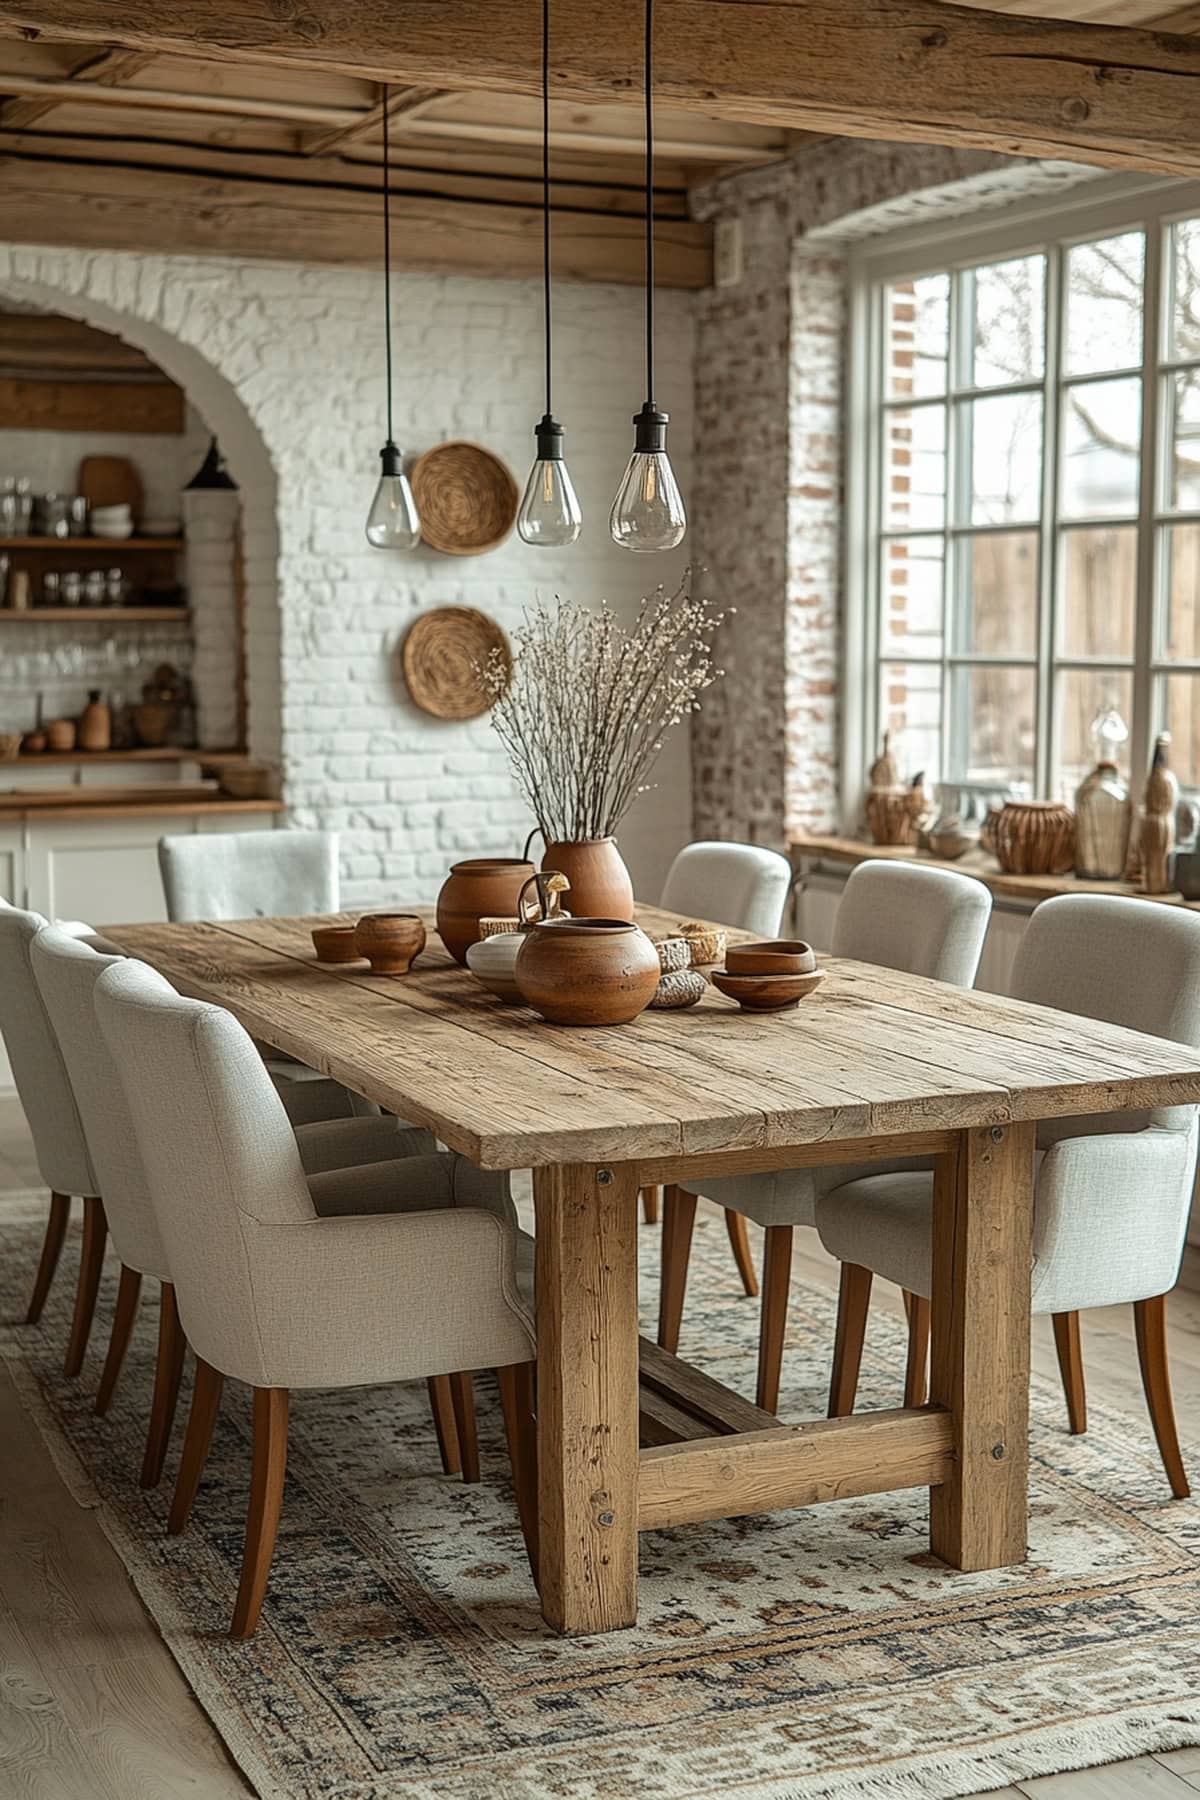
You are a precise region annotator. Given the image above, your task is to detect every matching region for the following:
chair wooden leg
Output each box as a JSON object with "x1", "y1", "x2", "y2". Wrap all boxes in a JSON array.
[
  {"x1": 497, "y1": 1361, "x2": 539, "y2": 1585},
  {"x1": 140, "y1": 1281, "x2": 186, "y2": 1489},
  {"x1": 1051, "y1": 1310, "x2": 1087, "y2": 1436},
  {"x1": 231, "y1": 1387, "x2": 289, "y2": 1640},
  {"x1": 25, "y1": 1192, "x2": 71, "y2": 1325},
  {"x1": 724, "y1": 1209, "x2": 760, "y2": 1298},
  {"x1": 449, "y1": 1371, "x2": 479, "y2": 1483},
  {"x1": 1134, "y1": 1294, "x2": 1190, "y2": 1499},
  {"x1": 904, "y1": 1293, "x2": 931, "y2": 1408},
  {"x1": 169, "y1": 1358, "x2": 225, "y2": 1534},
  {"x1": 426, "y1": 1373, "x2": 462, "y2": 1475},
  {"x1": 828, "y1": 1262, "x2": 874, "y2": 1418},
  {"x1": 94, "y1": 1264, "x2": 142, "y2": 1415},
  {"x1": 756, "y1": 1225, "x2": 794, "y2": 1415},
  {"x1": 657, "y1": 1184, "x2": 697, "y2": 1354},
  {"x1": 641, "y1": 1185, "x2": 661, "y2": 1225},
  {"x1": 64, "y1": 1197, "x2": 107, "y2": 1378}
]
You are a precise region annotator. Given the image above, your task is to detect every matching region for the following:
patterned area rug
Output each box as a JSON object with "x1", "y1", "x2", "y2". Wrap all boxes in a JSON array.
[{"x1": 3, "y1": 1189, "x2": 1200, "y2": 1800}]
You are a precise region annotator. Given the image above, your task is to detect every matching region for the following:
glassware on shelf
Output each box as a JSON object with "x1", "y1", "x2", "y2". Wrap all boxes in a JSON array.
[
  {"x1": 41, "y1": 571, "x2": 60, "y2": 608},
  {"x1": 39, "y1": 494, "x2": 72, "y2": 540},
  {"x1": 105, "y1": 567, "x2": 127, "y2": 607},
  {"x1": 1074, "y1": 704, "x2": 1132, "y2": 879},
  {"x1": 60, "y1": 570, "x2": 82, "y2": 607},
  {"x1": 0, "y1": 478, "x2": 32, "y2": 537},
  {"x1": 83, "y1": 569, "x2": 106, "y2": 608},
  {"x1": 68, "y1": 496, "x2": 88, "y2": 537}
]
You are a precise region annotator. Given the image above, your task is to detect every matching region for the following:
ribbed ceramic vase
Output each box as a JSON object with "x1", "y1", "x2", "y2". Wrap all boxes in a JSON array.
[{"x1": 540, "y1": 839, "x2": 635, "y2": 922}]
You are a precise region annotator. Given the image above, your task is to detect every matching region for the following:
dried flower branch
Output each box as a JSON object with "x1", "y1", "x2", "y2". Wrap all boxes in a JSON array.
[{"x1": 480, "y1": 574, "x2": 727, "y2": 843}]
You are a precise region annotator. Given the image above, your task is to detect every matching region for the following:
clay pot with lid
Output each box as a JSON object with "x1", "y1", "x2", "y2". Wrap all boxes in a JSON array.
[
  {"x1": 436, "y1": 857, "x2": 536, "y2": 965},
  {"x1": 515, "y1": 918, "x2": 660, "y2": 1026}
]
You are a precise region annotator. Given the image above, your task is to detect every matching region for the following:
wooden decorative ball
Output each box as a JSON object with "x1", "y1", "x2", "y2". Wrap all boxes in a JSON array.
[
  {"x1": 411, "y1": 440, "x2": 519, "y2": 556},
  {"x1": 401, "y1": 606, "x2": 511, "y2": 721}
]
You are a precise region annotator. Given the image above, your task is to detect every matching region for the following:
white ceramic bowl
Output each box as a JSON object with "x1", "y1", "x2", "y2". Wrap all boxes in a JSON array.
[{"x1": 465, "y1": 931, "x2": 525, "y2": 1003}]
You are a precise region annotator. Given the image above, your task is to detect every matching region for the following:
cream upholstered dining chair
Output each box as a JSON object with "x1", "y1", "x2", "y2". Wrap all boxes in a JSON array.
[
  {"x1": 157, "y1": 827, "x2": 373, "y2": 1125},
  {"x1": 657, "y1": 859, "x2": 993, "y2": 1412},
  {"x1": 30, "y1": 923, "x2": 438, "y2": 1487},
  {"x1": 0, "y1": 902, "x2": 107, "y2": 1374},
  {"x1": 816, "y1": 893, "x2": 1200, "y2": 1498},
  {"x1": 654, "y1": 839, "x2": 793, "y2": 1262},
  {"x1": 94, "y1": 956, "x2": 538, "y2": 1639}
]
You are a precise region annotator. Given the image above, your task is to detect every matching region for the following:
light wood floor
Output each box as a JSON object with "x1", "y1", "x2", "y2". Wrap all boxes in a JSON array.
[{"x1": 4, "y1": 1095, "x2": 1200, "y2": 1800}]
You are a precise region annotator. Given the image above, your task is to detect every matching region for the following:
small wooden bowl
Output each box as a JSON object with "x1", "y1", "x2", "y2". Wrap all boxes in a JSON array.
[
  {"x1": 311, "y1": 924, "x2": 362, "y2": 965},
  {"x1": 353, "y1": 912, "x2": 426, "y2": 976},
  {"x1": 725, "y1": 938, "x2": 817, "y2": 976},
  {"x1": 710, "y1": 968, "x2": 826, "y2": 1012}
]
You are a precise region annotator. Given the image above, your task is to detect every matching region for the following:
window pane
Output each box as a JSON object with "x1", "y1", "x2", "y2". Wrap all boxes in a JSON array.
[
  {"x1": 1162, "y1": 522, "x2": 1200, "y2": 661},
  {"x1": 883, "y1": 404, "x2": 946, "y2": 530},
  {"x1": 1169, "y1": 217, "x2": 1200, "y2": 363},
  {"x1": 967, "y1": 255, "x2": 1045, "y2": 388},
  {"x1": 1065, "y1": 232, "x2": 1144, "y2": 377},
  {"x1": 1162, "y1": 676, "x2": 1200, "y2": 788},
  {"x1": 962, "y1": 391, "x2": 1042, "y2": 525},
  {"x1": 881, "y1": 537, "x2": 944, "y2": 657},
  {"x1": 953, "y1": 531, "x2": 1038, "y2": 657},
  {"x1": 948, "y1": 665, "x2": 1036, "y2": 788},
  {"x1": 1060, "y1": 377, "x2": 1141, "y2": 520},
  {"x1": 886, "y1": 274, "x2": 949, "y2": 399},
  {"x1": 1055, "y1": 669, "x2": 1134, "y2": 800},
  {"x1": 1060, "y1": 524, "x2": 1136, "y2": 659},
  {"x1": 1167, "y1": 370, "x2": 1200, "y2": 513},
  {"x1": 880, "y1": 662, "x2": 941, "y2": 781}
]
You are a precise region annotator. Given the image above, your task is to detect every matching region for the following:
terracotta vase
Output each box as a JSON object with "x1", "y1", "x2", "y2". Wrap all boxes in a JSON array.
[
  {"x1": 436, "y1": 857, "x2": 536, "y2": 965},
  {"x1": 540, "y1": 839, "x2": 634, "y2": 921},
  {"x1": 353, "y1": 912, "x2": 426, "y2": 975},
  {"x1": 514, "y1": 918, "x2": 660, "y2": 1025}
]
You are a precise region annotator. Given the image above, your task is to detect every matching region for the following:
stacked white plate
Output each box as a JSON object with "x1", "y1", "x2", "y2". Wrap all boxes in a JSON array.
[{"x1": 89, "y1": 504, "x2": 134, "y2": 540}]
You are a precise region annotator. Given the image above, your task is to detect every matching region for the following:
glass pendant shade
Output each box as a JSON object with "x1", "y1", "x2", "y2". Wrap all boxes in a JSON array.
[
  {"x1": 518, "y1": 415, "x2": 582, "y2": 546},
  {"x1": 609, "y1": 402, "x2": 686, "y2": 552},
  {"x1": 366, "y1": 441, "x2": 420, "y2": 550}
]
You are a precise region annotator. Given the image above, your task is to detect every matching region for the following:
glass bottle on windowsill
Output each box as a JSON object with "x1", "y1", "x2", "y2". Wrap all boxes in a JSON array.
[{"x1": 1074, "y1": 705, "x2": 1132, "y2": 880}]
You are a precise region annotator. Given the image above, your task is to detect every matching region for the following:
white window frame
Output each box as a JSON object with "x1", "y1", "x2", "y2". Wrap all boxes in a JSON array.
[{"x1": 841, "y1": 170, "x2": 1200, "y2": 829}]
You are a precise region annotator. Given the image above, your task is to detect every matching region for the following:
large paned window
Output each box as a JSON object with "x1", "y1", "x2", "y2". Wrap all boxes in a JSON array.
[{"x1": 850, "y1": 179, "x2": 1200, "y2": 811}]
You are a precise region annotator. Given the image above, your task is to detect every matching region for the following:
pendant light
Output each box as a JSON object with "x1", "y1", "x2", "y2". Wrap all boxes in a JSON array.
[
  {"x1": 610, "y1": 0, "x2": 686, "y2": 553},
  {"x1": 365, "y1": 85, "x2": 421, "y2": 550},
  {"x1": 517, "y1": 0, "x2": 582, "y2": 545}
]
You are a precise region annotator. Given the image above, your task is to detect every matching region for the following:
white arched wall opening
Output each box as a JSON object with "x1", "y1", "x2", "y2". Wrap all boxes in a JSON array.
[{"x1": 0, "y1": 246, "x2": 283, "y2": 769}]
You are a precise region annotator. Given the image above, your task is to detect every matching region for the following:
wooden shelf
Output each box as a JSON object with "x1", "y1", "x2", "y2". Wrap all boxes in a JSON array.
[
  {"x1": 0, "y1": 536, "x2": 184, "y2": 551},
  {"x1": 7, "y1": 746, "x2": 246, "y2": 766},
  {"x1": 0, "y1": 607, "x2": 189, "y2": 622},
  {"x1": 0, "y1": 794, "x2": 283, "y2": 822}
]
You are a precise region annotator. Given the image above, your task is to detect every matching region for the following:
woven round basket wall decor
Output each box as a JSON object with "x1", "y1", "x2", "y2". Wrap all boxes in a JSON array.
[
  {"x1": 411, "y1": 441, "x2": 519, "y2": 556},
  {"x1": 401, "y1": 606, "x2": 511, "y2": 721}
]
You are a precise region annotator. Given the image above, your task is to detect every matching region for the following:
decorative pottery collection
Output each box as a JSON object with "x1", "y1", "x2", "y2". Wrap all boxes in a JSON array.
[
  {"x1": 353, "y1": 913, "x2": 427, "y2": 975},
  {"x1": 514, "y1": 918, "x2": 661, "y2": 1026},
  {"x1": 711, "y1": 968, "x2": 826, "y2": 1012},
  {"x1": 465, "y1": 931, "x2": 528, "y2": 1004},
  {"x1": 540, "y1": 837, "x2": 635, "y2": 922},
  {"x1": 725, "y1": 939, "x2": 816, "y2": 977},
  {"x1": 436, "y1": 857, "x2": 537, "y2": 965},
  {"x1": 991, "y1": 800, "x2": 1075, "y2": 876},
  {"x1": 311, "y1": 925, "x2": 361, "y2": 964}
]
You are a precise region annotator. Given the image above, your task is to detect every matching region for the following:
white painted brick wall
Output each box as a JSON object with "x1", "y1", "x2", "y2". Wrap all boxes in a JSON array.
[{"x1": 0, "y1": 245, "x2": 695, "y2": 906}]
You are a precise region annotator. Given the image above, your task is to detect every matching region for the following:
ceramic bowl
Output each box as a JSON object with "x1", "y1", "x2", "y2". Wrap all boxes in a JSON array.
[
  {"x1": 311, "y1": 924, "x2": 361, "y2": 964},
  {"x1": 353, "y1": 912, "x2": 426, "y2": 975},
  {"x1": 725, "y1": 938, "x2": 817, "y2": 977},
  {"x1": 465, "y1": 930, "x2": 526, "y2": 1003},
  {"x1": 710, "y1": 967, "x2": 826, "y2": 1012}
]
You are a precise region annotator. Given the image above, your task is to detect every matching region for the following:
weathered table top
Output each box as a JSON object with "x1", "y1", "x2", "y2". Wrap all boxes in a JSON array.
[{"x1": 103, "y1": 905, "x2": 1200, "y2": 1169}]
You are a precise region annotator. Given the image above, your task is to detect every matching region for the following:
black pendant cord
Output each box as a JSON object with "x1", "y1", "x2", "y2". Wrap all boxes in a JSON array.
[
  {"x1": 541, "y1": 0, "x2": 553, "y2": 419},
  {"x1": 644, "y1": 0, "x2": 655, "y2": 408},
  {"x1": 381, "y1": 82, "x2": 395, "y2": 447}
]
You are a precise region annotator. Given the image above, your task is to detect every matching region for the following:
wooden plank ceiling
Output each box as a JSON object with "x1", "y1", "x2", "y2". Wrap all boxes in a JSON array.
[{"x1": 1, "y1": 2, "x2": 1199, "y2": 285}]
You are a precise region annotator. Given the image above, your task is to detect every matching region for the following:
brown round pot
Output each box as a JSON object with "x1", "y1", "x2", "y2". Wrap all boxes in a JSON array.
[
  {"x1": 353, "y1": 912, "x2": 426, "y2": 975},
  {"x1": 436, "y1": 858, "x2": 536, "y2": 965},
  {"x1": 541, "y1": 839, "x2": 634, "y2": 921},
  {"x1": 515, "y1": 918, "x2": 660, "y2": 1026},
  {"x1": 45, "y1": 718, "x2": 76, "y2": 752},
  {"x1": 311, "y1": 924, "x2": 361, "y2": 964},
  {"x1": 993, "y1": 800, "x2": 1075, "y2": 876},
  {"x1": 725, "y1": 939, "x2": 817, "y2": 976}
]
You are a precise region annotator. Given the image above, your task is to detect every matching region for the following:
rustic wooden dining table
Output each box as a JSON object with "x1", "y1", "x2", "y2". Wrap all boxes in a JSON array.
[{"x1": 104, "y1": 903, "x2": 1200, "y2": 1638}]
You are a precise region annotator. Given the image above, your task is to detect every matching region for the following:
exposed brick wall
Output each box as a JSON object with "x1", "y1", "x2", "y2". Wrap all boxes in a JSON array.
[{"x1": 0, "y1": 245, "x2": 694, "y2": 906}]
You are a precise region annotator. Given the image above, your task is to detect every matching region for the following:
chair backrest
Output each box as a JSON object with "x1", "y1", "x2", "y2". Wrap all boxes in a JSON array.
[
  {"x1": 0, "y1": 903, "x2": 96, "y2": 1197},
  {"x1": 157, "y1": 829, "x2": 339, "y2": 922},
  {"x1": 31, "y1": 926, "x2": 169, "y2": 1281},
  {"x1": 831, "y1": 859, "x2": 992, "y2": 987},
  {"x1": 94, "y1": 957, "x2": 318, "y2": 1377},
  {"x1": 659, "y1": 841, "x2": 792, "y2": 937},
  {"x1": 1012, "y1": 894, "x2": 1200, "y2": 1132}
]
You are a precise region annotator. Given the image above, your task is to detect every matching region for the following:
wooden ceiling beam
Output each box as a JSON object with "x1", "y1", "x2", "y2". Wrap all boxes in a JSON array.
[
  {"x1": 0, "y1": 152, "x2": 711, "y2": 285},
  {"x1": 0, "y1": 44, "x2": 153, "y2": 129},
  {"x1": 302, "y1": 83, "x2": 444, "y2": 156},
  {"x1": 5, "y1": 0, "x2": 1200, "y2": 175}
]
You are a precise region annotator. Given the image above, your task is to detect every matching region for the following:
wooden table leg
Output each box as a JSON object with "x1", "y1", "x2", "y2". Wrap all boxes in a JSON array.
[
  {"x1": 929, "y1": 1122, "x2": 1034, "y2": 1572},
  {"x1": 534, "y1": 1160, "x2": 640, "y2": 1635}
]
